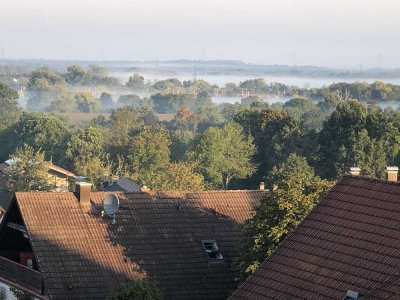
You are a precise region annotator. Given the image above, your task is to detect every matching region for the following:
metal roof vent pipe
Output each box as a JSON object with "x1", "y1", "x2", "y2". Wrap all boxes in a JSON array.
[
  {"x1": 76, "y1": 182, "x2": 92, "y2": 205},
  {"x1": 386, "y1": 166, "x2": 399, "y2": 182},
  {"x1": 349, "y1": 167, "x2": 361, "y2": 176},
  {"x1": 259, "y1": 182, "x2": 265, "y2": 191}
]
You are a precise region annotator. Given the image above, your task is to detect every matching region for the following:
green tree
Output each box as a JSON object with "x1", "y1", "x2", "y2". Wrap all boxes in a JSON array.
[
  {"x1": 28, "y1": 66, "x2": 65, "y2": 91},
  {"x1": 188, "y1": 123, "x2": 256, "y2": 189},
  {"x1": 126, "y1": 74, "x2": 145, "y2": 90},
  {"x1": 75, "y1": 92, "x2": 100, "y2": 112},
  {"x1": 47, "y1": 94, "x2": 77, "y2": 112},
  {"x1": 64, "y1": 65, "x2": 87, "y2": 84},
  {"x1": 107, "y1": 279, "x2": 162, "y2": 300},
  {"x1": 151, "y1": 93, "x2": 195, "y2": 113},
  {"x1": 150, "y1": 162, "x2": 204, "y2": 191},
  {"x1": 117, "y1": 94, "x2": 142, "y2": 109},
  {"x1": 234, "y1": 108, "x2": 311, "y2": 186},
  {"x1": 65, "y1": 126, "x2": 105, "y2": 176},
  {"x1": 110, "y1": 106, "x2": 143, "y2": 141},
  {"x1": 153, "y1": 78, "x2": 182, "y2": 91},
  {"x1": 100, "y1": 92, "x2": 114, "y2": 112},
  {"x1": 318, "y1": 100, "x2": 400, "y2": 179},
  {"x1": 0, "y1": 82, "x2": 21, "y2": 130},
  {"x1": 5, "y1": 145, "x2": 52, "y2": 192},
  {"x1": 127, "y1": 126, "x2": 171, "y2": 184},
  {"x1": 234, "y1": 154, "x2": 334, "y2": 281},
  {"x1": 0, "y1": 112, "x2": 70, "y2": 162}
]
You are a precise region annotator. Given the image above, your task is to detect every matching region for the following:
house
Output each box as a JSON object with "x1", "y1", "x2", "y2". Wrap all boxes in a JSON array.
[
  {"x1": 0, "y1": 183, "x2": 264, "y2": 299},
  {"x1": 230, "y1": 167, "x2": 400, "y2": 300},
  {"x1": 0, "y1": 160, "x2": 76, "y2": 192},
  {"x1": 104, "y1": 176, "x2": 141, "y2": 192}
]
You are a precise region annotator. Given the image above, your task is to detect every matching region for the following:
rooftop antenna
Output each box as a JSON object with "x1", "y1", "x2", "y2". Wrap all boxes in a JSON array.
[{"x1": 101, "y1": 194, "x2": 120, "y2": 224}]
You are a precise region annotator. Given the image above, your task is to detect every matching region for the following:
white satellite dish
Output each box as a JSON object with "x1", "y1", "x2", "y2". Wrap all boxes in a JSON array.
[{"x1": 102, "y1": 194, "x2": 119, "y2": 224}]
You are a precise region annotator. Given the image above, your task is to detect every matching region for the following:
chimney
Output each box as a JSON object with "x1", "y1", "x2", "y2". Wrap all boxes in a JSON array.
[
  {"x1": 259, "y1": 182, "x2": 265, "y2": 191},
  {"x1": 76, "y1": 182, "x2": 92, "y2": 204},
  {"x1": 349, "y1": 167, "x2": 361, "y2": 176},
  {"x1": 102, "y1": 173, "x2": 110, "y2": 188},
  {"x1": 386, "y1": 166, "x2": 399, "y2": 182}
]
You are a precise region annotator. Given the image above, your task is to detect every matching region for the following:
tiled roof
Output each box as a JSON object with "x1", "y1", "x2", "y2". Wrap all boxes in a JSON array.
[
  {"x1": 0, "y1": 161, "x2": 76, "y2": 178},
  {"x1": 47, "y1": 164, "x2": 76, "y2": 178},
  {"x1": 14, "y1": 190, "x2": 264, "y2": 299},
  {"x1": 104, "y1": 177, "x2": 141, "y2": 192},
  {"x1": 230, "y1": 175, "x2": 400, "y2": 300}
]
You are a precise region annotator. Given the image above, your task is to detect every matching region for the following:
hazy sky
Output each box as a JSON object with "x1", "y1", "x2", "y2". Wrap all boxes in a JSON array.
[{"x1": 1, "y1": 0, "x2": 399, "y2": 68}]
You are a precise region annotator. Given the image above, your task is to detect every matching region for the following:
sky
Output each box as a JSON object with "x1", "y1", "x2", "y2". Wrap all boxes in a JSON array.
[{"x1": 0, "y1": 0, "x2": 399, "y2": 68}]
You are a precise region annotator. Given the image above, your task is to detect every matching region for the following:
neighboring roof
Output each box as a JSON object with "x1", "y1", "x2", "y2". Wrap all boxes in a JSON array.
[
  {"x1": 0, "y1": 160, "x2": 76, "y2": 178},
  {"x1": 104, "y1": 177, "x2": 141, "y2": 192},
  {"x1": 230, "y1": 175, "x2": 400, "y2": 300},
  {"x1": 12, "y1": 190, "x2": 264, "y2": 299},
  {"x1": 47, "y1": 164, "x2": 76, "y2": 178}
]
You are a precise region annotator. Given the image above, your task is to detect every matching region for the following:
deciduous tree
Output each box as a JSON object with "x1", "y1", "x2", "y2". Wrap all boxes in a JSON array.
[
  {"x1": 188, "y1": 123, "x2": 256, "y2": 189},
  {"x1": 234, "y1": 154, "x2": 334, "y2": 281}
]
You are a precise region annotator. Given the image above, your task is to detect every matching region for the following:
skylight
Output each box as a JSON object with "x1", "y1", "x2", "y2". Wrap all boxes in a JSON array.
[
  {"x1": 202, "y1": 240, "x2": 224, "y2": 260},
  {"x1": 342, "y1": 290, "x2": 359, "y2": 300}
]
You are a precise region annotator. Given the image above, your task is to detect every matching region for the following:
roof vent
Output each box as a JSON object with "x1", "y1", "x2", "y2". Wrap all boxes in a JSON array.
[
  {"x1": 349, "y1": 167, "x2": 361, "y2": 176},
  {"x1": 101, "y1": 194, "x2": 119, "y2": 224},
  {"x1": 342, "y1": 290, "x2": 359, "y2": 300}
]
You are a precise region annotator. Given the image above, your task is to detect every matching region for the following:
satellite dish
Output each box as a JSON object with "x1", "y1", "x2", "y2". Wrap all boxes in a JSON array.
[{"x1": 102, "y1": 194, "x2": 119, "y2": 224}]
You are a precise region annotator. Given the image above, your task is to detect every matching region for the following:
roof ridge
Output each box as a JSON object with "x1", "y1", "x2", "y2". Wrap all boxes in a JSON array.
[{"x1": 341, "y1": 174, "x2": 400, "y2": 186}]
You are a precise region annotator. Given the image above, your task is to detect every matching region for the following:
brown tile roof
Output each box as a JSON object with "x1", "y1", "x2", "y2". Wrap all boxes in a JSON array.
[
  {"x1": 230, "y1": 175, "x2": 400, "y2": 300},
  {"x1": 47, "y1": 164, "x2": 76, "y2": 178},
  {"x1": 13, "y1": 190, "x2": 264, "y2": 299}
]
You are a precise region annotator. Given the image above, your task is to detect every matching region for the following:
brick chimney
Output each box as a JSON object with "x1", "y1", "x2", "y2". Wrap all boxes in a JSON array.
[
  {"x1": 76, "y1": 182, "x2": 92, "y2": 204},
  {"x1": 259, "y1": 182, "x2": 265, "y2": 191},
  {"x1": 349, "y1": 167, "x2": 361, "y2": 176},
  {"x1": 386, "y1": 166, "x2": 399, "y2": 182}
]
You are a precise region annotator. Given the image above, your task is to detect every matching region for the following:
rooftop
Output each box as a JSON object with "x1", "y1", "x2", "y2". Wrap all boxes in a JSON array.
[
  {"x1": 230, "y1": 175, "x2": 400, "y2": 300},
  {"x1": 1, "y1": 190, "x2": 264, "y2": 299}
]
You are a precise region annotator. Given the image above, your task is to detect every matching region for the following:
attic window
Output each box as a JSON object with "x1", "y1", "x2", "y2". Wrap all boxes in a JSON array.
[
  {"x1": 202, "y1": 240, "x2": 223, "y2": 260},
  {"x1": 342, "y1": 290, "x2": 359, "y2": 300}
]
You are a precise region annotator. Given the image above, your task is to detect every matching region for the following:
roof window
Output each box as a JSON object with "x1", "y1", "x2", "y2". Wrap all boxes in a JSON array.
[
  {"x1": 202, "y1": 240, "x2": 223, "y2": 260},
  {"x1": 342, "y1": 290, "x2": 359, "y2": 300}
]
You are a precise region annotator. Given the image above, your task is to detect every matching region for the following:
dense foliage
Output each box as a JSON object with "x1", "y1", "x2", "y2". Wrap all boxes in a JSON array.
[
  {"x1": 4, "y1": 65, "x2": 400, "y2": 288},
  {"x1": 5, "y1": 145, "x2": 52, "y2": 192},
  {"x1": 234, "y1": 155, "x2": 334, "y2": 281},
  {"x1": 107, "y1": 279, "x2": 162, "y2": 300}
]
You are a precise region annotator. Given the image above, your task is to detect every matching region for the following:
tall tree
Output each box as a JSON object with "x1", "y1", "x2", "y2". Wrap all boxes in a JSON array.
[
  {"x1": 127, "y1": 126, "x2": 171, "y2": 184},
  {"x1": 150, "y1": 162, "x2": 204, "y2": 191},
  {"x1": 5, "y1": 145, "x2": 52, "y2": 192},
  {"x1": 0, "y1": 82, "x2": 21, "y2": 130},
  {"x1": 126, "y1": 74, "x2": 145, "y2": 90},
  {"x1": 0, "y1": 112, "x2": 70, "y2": 162},
  {"x1": 75, "y1": 92, "x2": 100, "y2": 112},
  {"x1": 234, "y1": 108, "x2": 312, "y2": 186},
  {"x1": 65, "y1": 126, "x2": 105, "y2": 176},
  {"x1": 188, "y1": 123, "x2": 256, "y2": 189},
  {"x1": 234, "y1": 154, "x2": 334, "y2": 281}
]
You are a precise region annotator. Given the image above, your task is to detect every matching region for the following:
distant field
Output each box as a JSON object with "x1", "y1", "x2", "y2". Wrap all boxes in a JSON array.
[{"x1": 45, "y1": 112, "x2": 175, "y2": 125}]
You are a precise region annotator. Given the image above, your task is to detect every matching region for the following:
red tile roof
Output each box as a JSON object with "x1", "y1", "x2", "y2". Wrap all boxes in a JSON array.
[
  {"x1": 13, "y1": 190, "x2": 264, "y2": 299},
  {"x1": 230, "y1": 175, "x2": 400, "y2": 300}
]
